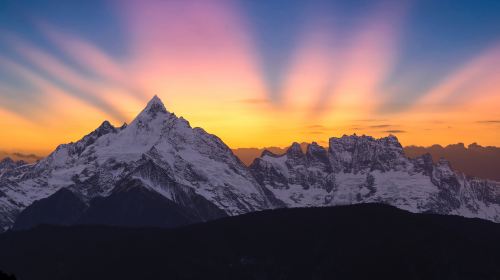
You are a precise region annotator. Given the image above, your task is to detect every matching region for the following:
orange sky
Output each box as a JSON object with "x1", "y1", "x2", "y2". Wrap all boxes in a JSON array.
[
  {"x1": 0, "y1": 1, "x2": 499, "y2": 156},
  {"x1": 1, "y1": 81, "x2": 499, "y2": 156}
]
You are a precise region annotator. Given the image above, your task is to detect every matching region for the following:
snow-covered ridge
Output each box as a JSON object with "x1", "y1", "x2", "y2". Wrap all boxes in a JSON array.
[{"x1": 250, "y1": 134, "x2": 500, "y2": 221}]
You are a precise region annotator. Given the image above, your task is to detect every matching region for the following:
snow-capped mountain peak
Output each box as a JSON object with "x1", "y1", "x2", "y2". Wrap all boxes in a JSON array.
[
  {"x1": 286, "y1": 142, "x2": 304, "y2": 158},
  {"x1": 97, "y1": 120, "x2": 115, "y2": 131},
  {"x1": 0, "y1": 95, "x2": 275, "y2": 231},
  {"x1": 143, "y1": 94, "x2": 168, "y2": 115},
  {"x1": 129, "y1": 95, "x2": 171, "y2": 128}
]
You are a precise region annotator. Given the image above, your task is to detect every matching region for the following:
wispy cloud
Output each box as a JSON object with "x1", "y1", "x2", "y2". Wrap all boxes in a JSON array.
[
  {"x1": 308, "y1": 1, "x2": 410, "y2": 117},
  {"x1": 369, "y1": 124, "x2": 393, "y2": 128},
  {"x1": 3, "y1": 35, "x2": 127, "y2": 121},
  {"x1": 355, "y1": 119, "x2": 388, "y2": 123},
  {"x1": 383, "y1": 130, "x2": 406, "y2": 134},
  {"x1": 0, "y1": 56, "x2": 55, "y2": 121},
  {"x1": 307, "y1": 131, "x2": 324, "y2": 135},
  {"x1": 0, "y1": 85, "x2": 41, "y2": 121},
  {"x1": 415, "y1": 44, "x2": 500, "y2": 110},
  {"x1": 38, "y1": 22, "x2": 148, "y2": 102},
  {"x1": 305, "y1": 124, "x2": 326, "y2": 129}
]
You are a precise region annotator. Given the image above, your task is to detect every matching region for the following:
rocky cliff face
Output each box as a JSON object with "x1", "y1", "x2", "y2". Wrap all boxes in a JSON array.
[{"x1": 250, "y1": 135, "x2": 500, "y2": 221}]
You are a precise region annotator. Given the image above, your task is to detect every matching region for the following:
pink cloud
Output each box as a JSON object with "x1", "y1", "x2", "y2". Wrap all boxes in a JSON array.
[
  {"x1": 416, "y1": 44, "x2": 500, "y2": 108},
  {"x1": 281, "y1": 1, "x2": 409, "y2": 119},
  {"x1": 38, "y1": 22, "x2": 147, "y2": 102},
  {"x1": 116, "y1": 0, "x2": 264, "y2": 99},
  {"x1": 6, "y1": 36, "x2": 128, "y2": 121},
  {"x1": 325, "y1": 2, "x2": 408, "y2": 113}
]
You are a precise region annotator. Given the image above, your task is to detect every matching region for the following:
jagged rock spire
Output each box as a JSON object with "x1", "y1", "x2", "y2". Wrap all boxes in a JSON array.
[
  {"x1": 287, "y1": 142, "x2": 303, "y2": 155},
  {"x1": 144, "y1": 95, "x2": 167, "y2": 114},
  {"x1": 130, "y1": 95, "x2": 170, "y2": 125}
]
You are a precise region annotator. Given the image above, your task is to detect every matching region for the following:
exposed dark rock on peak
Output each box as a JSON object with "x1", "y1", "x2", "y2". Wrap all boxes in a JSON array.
[
  {"x1": 0, "y1": 157, "x2": 14, "y2": 165},
  {"x1": 143, "y1": 95, "x2": 168, "y2": 116},
  {"x1": 83, "y1": 120, "x2": 117, "y2": 142},
  {"x1": 413, "y1": 153, "x2": 434, "y2": 176},
  {"x1": 286, "y1": 142, "x2": 304, "y2": 160},
  {"x1": 0, "y1": 157, "x2": 27, "y2": 170},
  {"x1": 328, "y1": 134, "x2": 407, "y2": 173}
]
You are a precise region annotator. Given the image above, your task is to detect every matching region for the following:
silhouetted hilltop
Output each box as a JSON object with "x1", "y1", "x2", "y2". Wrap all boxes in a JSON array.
[
  {"x1": 1, "y1": 204, "x2": 500, "y2": 280},
  {"x1": 0, "y1": 270, "x2": 16, "y2": 280}
]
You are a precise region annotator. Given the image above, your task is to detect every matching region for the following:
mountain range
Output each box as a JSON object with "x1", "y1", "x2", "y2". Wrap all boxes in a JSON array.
[
  {"x1": 0, "y1": 96, "x2": 499, "y2": 232},
  {"x1": 405, "y1": 144, "x2": 500, "y2": 181},
  {"x1": 0, "y1": 152, "x2": 41, "y2": 163},
  {"x1": 233, "y1": 143, "x2": 500, "y2": 181},
  {"x1": 6, "y1": 141, "x2": 498, "y2": 180}
]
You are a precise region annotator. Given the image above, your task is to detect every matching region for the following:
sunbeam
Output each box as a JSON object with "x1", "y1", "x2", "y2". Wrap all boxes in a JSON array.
[{"x1": 0, "y1": 0, "x2": 499, "y2": 153}]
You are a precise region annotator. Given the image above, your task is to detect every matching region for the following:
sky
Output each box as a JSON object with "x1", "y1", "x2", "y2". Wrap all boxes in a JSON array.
[{"x1": 0, "y1": 0, "x2": 499, "y2": 155}]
